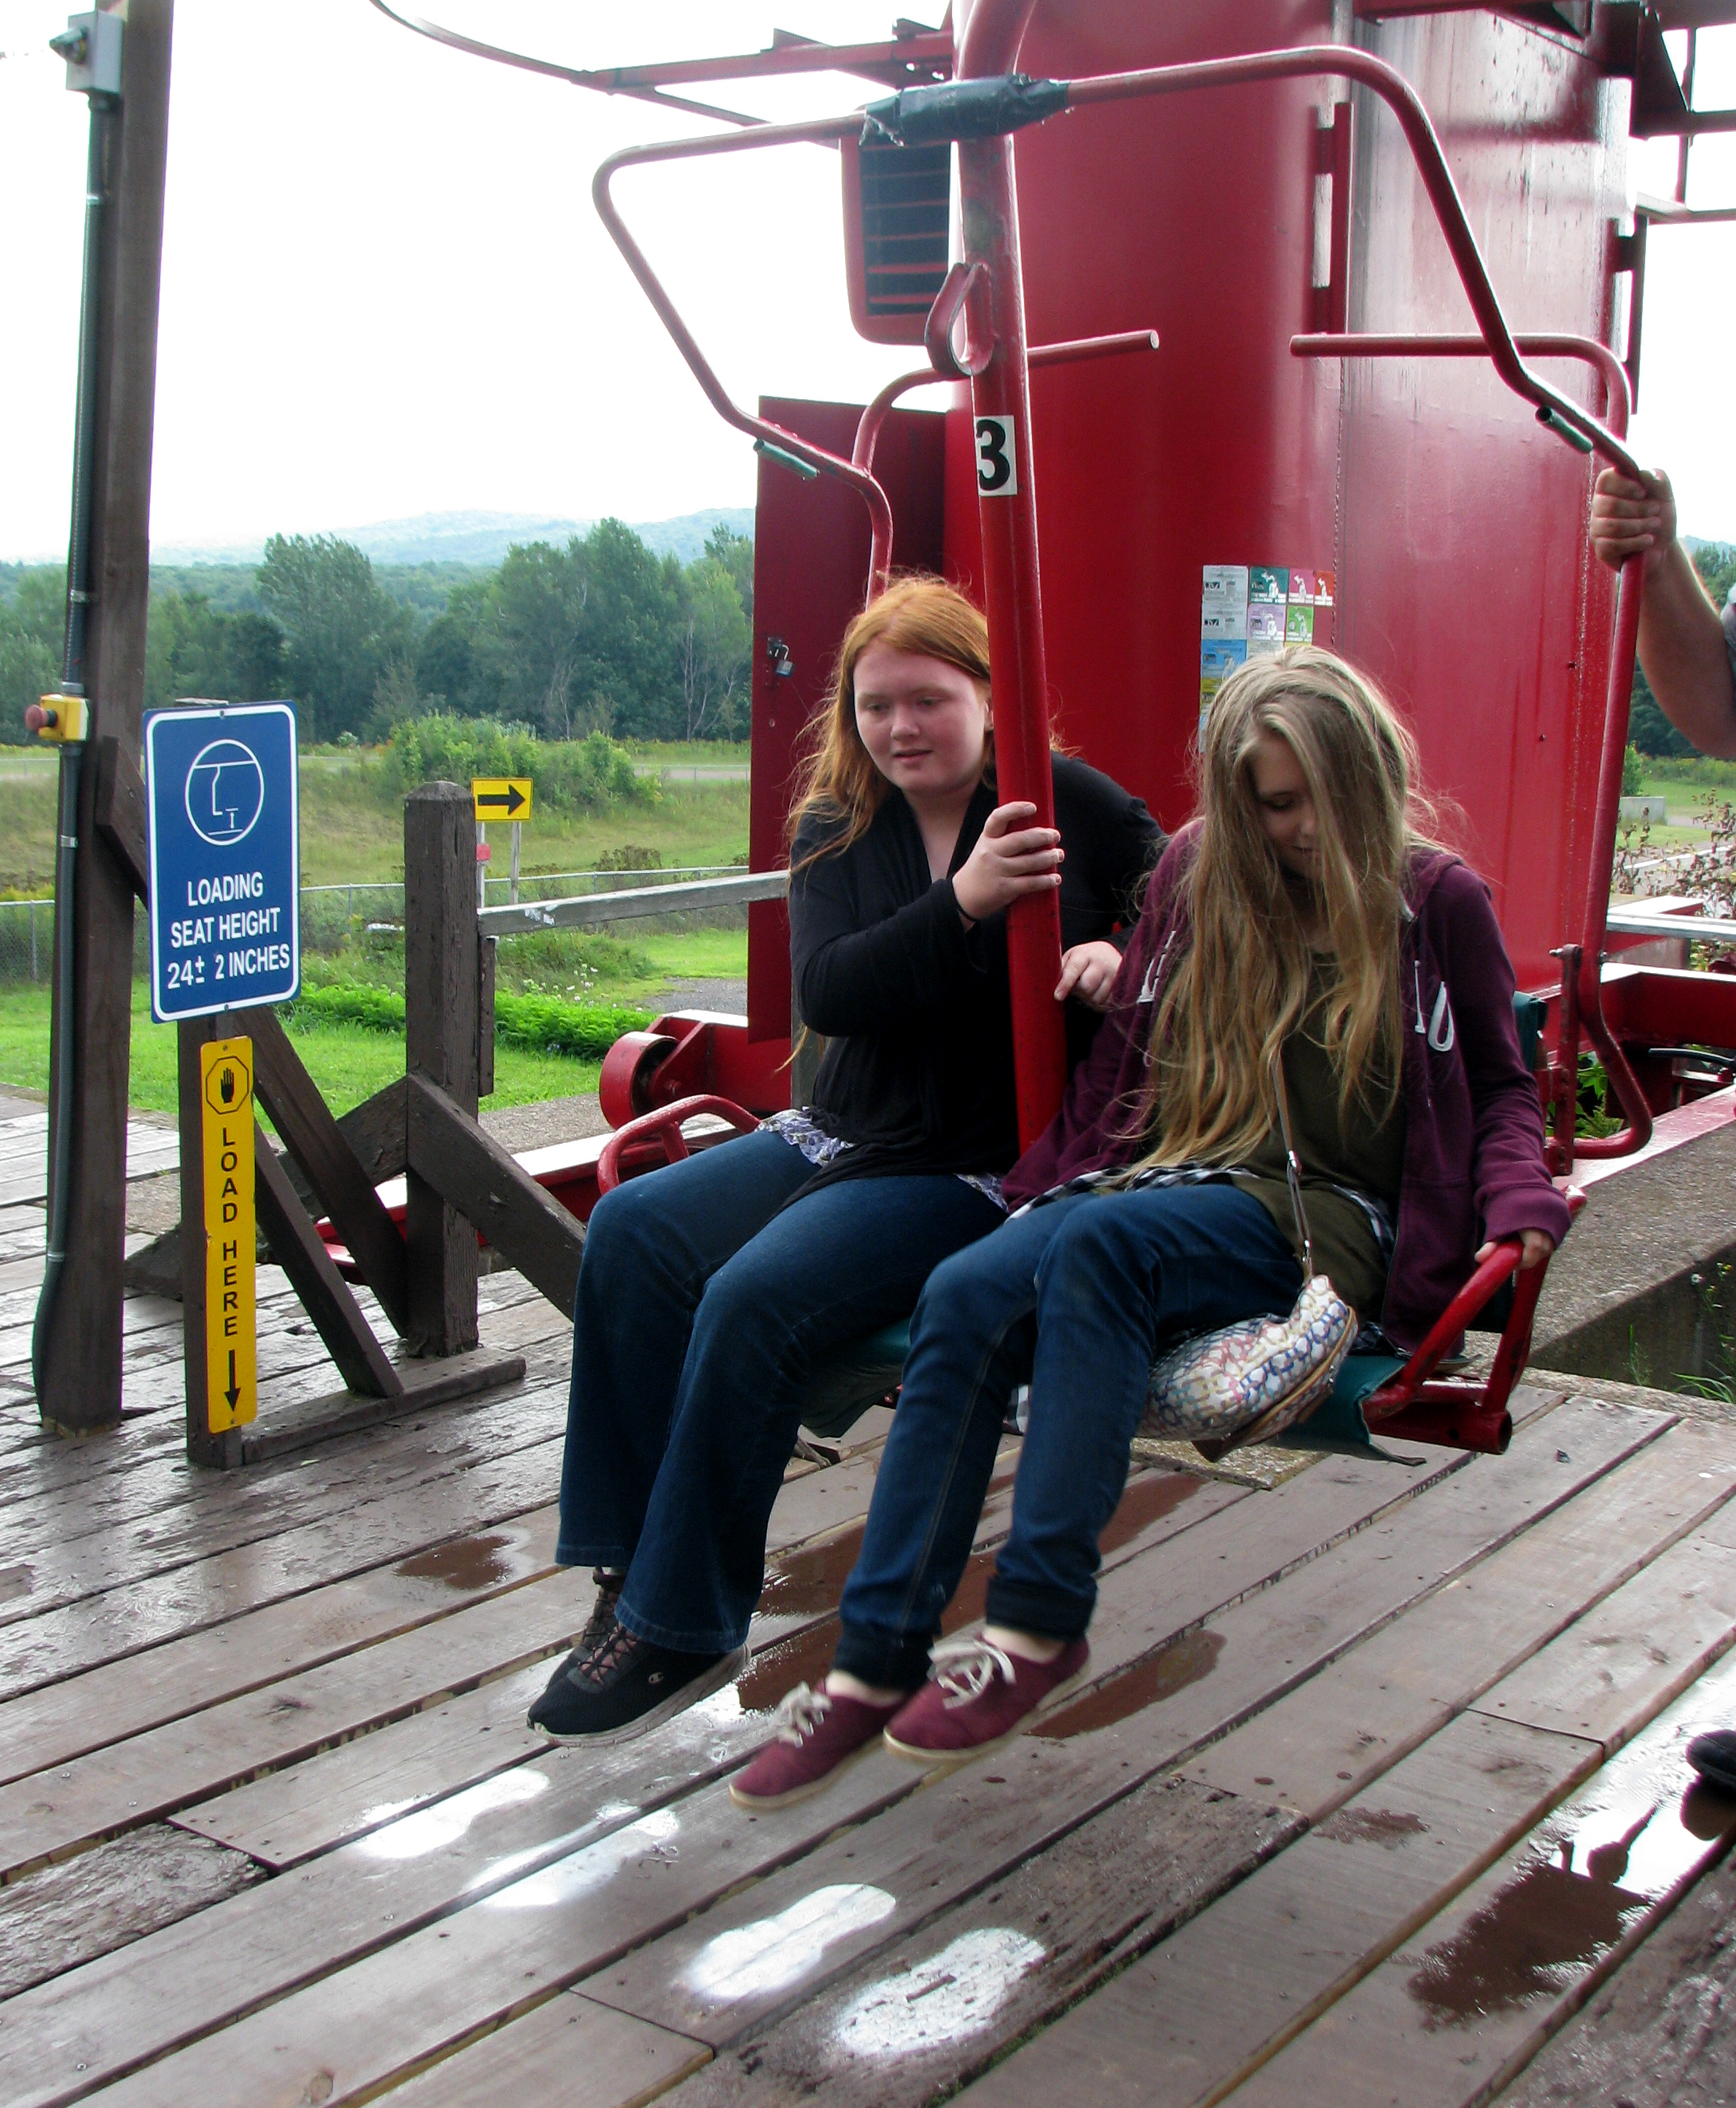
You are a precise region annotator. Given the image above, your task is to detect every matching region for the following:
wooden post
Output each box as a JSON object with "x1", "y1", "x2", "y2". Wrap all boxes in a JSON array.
[
  {"x1": 404, "y1": 782, "x2": 479, "y2": 1354},
  {"x1": 38, "y1": 2, "x2": 176, "y2": 1435}
]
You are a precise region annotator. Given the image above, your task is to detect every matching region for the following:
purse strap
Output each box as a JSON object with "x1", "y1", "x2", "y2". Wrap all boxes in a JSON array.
[{"x1": 1269, "y1": 1050, "x2": 1318, "y2": 1279}]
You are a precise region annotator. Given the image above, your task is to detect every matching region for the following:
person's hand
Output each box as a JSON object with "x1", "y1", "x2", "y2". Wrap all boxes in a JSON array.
[
  {"x1": 1590, "y1": 467, "x2": 1677, "y2": 575},
  {"x1": 1055, "y1": 940, "x2": 1122, "y2": 1011},
  {"x1": 951, "y1": 801, "x2": 1063, "y2": 923},
  {"x1": 1474, "y1": 1230, "x2": 1556, "y2": 1272}
]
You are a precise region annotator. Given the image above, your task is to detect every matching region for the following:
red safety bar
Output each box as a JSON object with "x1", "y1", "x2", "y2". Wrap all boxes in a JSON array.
[
  {"x1": 595, "y1": 1095, "x2": 762, "y2": 1197},
  {"x1": 851, "y1": 328, "x2": 1160, "y2": 591},
  {"x1": 1362, "y1": 1189, "x2": 1588, "y2": 1454},
  {"x1": 1291, "y1": 329, "x2": 1653, "y2": 1167}
]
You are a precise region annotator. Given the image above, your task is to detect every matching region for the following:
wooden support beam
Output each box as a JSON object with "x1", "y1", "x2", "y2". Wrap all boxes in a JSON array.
[
  {"x1": 251, "y1": 1132, "x2": 402, "y2": 1405},
  {"x1": 403, "y1": 783, "x2": 479, "y2": 1356},
  {"x1": 92, "y1": 733, "x2": 148, "y2": 898},
  {"x1": 38, "y1": 2, "x2": 176, "y2": 1435},
  {"x1": 237, "y1": 1009, "x2": 409, "y2": 1336},
  {"x1": 478, "y1": 935, "x2": 496, "y2": 1101},
  {"x1": 406, "y1": 1073, "x2": 585, "y2": 1316},
  {"x1": 123, "y1": 1077, "x2": 409, "y2": 1301}
]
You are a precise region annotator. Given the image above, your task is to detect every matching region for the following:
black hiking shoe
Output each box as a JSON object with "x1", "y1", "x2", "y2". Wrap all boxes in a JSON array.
[
  {"x1": 532, "y1": 1568, "x2": 627, "y2": 1698},
  {"x1": 526, "y1": 1618, "x2": 746, "y2": 1742}
]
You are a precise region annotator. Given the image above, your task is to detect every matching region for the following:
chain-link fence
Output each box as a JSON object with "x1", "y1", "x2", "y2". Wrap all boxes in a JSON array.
[{"x1": 0, "y1": 865, "x2": 752, "y2": 985}]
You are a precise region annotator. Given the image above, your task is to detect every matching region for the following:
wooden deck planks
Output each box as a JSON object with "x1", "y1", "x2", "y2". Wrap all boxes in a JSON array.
[
  {"x1": 0, "y1": 1442, "x2": 928, "y2": 1877},
  {"x1": 0, "y1": 1507, "x2": 562, "y2": 1784},
  {"x1": 611, "y1": 1777, "x2": 1298, "y2": 2108},
  {"x1": 0, "y1": 1435, "x2": 1496, "y2": 2102},
  {"x1": 382, "y1": 1994, "x2": 711, "y2": 2108},
  {"x1": 0, "y1": 1826, "x2": 261, "y2": 2004},
  {"x1": 954, "y1": 1714, "x2": 1602, "y2": 2108},
  {"x1": 4, "y1": 1210, "x2": 1735, "y2": 2108},
  {"x1": 74, "y1": 1402, "x2": 1651, "y2": 2106},
  {"x1": 1178, "y1": 1412, "x2": 1736, "y2": 1818},
  {"x1": 1215, "y1": 1651, "x2": 1736, "y2": 2108}
]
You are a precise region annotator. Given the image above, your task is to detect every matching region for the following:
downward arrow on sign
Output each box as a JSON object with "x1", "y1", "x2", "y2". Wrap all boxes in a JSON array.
[{"x1": 226, "y1": 1349, "x2": 241, "y2": 1412}]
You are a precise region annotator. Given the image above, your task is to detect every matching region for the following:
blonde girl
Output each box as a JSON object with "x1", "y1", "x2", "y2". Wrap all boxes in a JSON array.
[{"x1": 736, "y1": 645, "x2": 1566, "y2": 1802}]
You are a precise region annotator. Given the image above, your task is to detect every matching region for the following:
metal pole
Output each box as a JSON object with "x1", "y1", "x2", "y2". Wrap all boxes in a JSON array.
[
  {"x1": 510, "y1": 819, "x2": 521, "y2": 905},
  {"x1": 955, "y1": 0, "x2": 1068, "y2": 1152}
]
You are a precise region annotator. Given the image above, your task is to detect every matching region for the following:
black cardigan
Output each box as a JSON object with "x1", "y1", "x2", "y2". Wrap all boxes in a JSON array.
[{"x1": 789, "y1": 753, "x2": 1162, "y2": 1182}]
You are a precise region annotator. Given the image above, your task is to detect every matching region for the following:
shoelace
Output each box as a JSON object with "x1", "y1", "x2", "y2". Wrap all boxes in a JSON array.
[
  {"x1": 928, "y1": 1634, "x2": 1017, "y2": 1710},
  {"x1": 772, "y1": 1683, "x2": 833, "y2": 1746},
  {"x1": 573, "y1": 1619, "x2": 641, "y2": 1689}
]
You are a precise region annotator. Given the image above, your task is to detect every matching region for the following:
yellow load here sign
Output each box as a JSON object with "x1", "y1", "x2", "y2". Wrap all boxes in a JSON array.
[
  {"x1": 472, "y1": 778, "x2": 533, "y2": 820},
  {"x1": 200, "y1": 1037, "x2": 257, "y2": 1431}
]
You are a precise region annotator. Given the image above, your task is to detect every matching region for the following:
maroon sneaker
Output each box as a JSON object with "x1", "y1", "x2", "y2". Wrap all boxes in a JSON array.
[
  {"x1": 730, "y1": 1682, "x2": 908, "y2": 1810},
  {"x1": 883, "y1": 1634, "x2": 1090, "y2": 1769}
]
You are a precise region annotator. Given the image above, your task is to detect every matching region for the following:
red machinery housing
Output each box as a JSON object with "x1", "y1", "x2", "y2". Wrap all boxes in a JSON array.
[{"x1": 369, "y1": 2, "x2": 1733, "y2": 1447}]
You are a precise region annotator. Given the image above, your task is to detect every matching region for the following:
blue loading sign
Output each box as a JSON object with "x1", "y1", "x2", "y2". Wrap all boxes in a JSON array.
[{"x1": 145, "y1": 703, "x2": 300, "y2": 1023}]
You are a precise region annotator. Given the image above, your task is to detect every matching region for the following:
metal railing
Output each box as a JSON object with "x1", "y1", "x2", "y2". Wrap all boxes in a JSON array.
[{"x1": 0, "y1": 864, "x2": 777, "y2": 982}]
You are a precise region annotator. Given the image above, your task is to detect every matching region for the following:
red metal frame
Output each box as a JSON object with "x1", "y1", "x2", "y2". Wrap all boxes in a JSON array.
[
  {"x1": 589, "y1": 24, "x2": 1651, "y2": 1151},
  {"x1": 851, "y1": 329, "x2": 1160, "y2": 589},
  {"x1": 1289, "y1": 328, "x2": 1653, "y2": 1167},
  {"x1": 596, "y1": 1095, "x2": 762, "y2": 1196}
]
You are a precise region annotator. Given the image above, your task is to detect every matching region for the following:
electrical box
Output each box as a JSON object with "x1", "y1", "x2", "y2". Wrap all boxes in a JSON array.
[{"x1": 53, "y1": 10, "x2": 122, "y2": 99}]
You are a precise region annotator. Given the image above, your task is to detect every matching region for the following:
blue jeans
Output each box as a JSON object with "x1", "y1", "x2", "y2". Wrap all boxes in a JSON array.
[
  {"x1": 556, "y1": 1129, "x2": 1005, "y2": 1654},
  {"x1": 833, "y1": 1182, "x2": 1303, "y2": 1688}
]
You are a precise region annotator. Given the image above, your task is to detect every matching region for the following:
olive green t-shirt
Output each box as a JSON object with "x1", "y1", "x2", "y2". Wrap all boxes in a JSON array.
[{"x1": 1229, "y1": 967, "x2": 1406, "y2": 1317}]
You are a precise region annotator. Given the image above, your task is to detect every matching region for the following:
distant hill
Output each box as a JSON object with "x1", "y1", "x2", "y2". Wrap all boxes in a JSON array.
[{"x1": 150, "y1": 506, "x2": 754, "y2": 571}]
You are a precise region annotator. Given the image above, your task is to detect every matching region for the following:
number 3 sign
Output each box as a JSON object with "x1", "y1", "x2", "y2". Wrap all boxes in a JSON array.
[{"x1": 975, "y1": 414, "x2": 1017, "y2": 496}]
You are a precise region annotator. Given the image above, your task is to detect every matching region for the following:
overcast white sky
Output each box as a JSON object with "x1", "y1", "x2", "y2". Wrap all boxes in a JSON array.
[{"x1": 1, "y1": 2, "x2": 1733, "y2": 562}]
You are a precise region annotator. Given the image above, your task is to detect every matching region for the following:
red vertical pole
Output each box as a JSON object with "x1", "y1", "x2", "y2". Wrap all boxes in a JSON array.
[{"x1": 956, "y1": 0, "x2": 1067, "y2": 1149}]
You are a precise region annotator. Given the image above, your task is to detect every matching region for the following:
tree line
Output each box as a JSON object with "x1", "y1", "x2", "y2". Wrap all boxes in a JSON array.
[{"x1": 0, "y1": 517, "x2": 754, "y2": 746}]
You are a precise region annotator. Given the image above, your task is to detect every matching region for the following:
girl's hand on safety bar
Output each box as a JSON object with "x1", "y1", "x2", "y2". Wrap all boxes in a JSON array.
[
  {"x1": 952, "y1": 801, "x2": 1064, "y2": 924},
  {"x1": 1475, "y1": 1230, "x2": 1556, "y2": 1272},
  {"x1": 1055, "y1": 940, "x2": 1122, "y2": 1012},
  {"x1": 1590, "y1": 467, "x2": 1676, "y2": 574}
]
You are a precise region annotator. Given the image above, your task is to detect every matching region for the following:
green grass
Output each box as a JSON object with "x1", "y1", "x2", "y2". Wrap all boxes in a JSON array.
[
  {"x1": 0, "y1": 982, "x2": 603, "y2": 1118},
  {"x1": 0, "y1": 747, "x2": 751, "y2": 894}
]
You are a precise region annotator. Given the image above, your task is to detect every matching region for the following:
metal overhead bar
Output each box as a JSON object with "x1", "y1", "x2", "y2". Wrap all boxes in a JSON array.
[{"x1": 365, "y1": 5, "x2": 956, "y2": 126}]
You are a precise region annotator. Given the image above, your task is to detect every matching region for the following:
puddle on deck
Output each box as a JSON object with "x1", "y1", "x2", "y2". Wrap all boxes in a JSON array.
[
  {"x1": 1033, "y1": 1629, "x2": 1225, "y2": 1742},
  {"x1": 393, "y1": 1532, "x2": 515, "y2": 1591},
  {"x1": 1405, "y1": 1653, "x2": 1736, "y2": 2031}
]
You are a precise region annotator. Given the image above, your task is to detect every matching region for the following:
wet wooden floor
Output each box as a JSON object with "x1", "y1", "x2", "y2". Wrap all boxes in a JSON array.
[{"x1": 5, "y1": 1188, "x2": 1736, "y2": 2108}]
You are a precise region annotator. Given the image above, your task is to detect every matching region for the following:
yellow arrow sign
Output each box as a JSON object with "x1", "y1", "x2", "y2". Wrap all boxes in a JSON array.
[
  {"x1": 200, "y1": 1036, "x2": 257, "y2": 1432},
  {"x1": 472, "y1": 777, "x2": 533, "y2": 820}
]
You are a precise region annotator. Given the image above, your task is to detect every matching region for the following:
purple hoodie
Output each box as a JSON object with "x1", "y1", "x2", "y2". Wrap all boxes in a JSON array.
[{"x1": 1004, "y1": 827, "x2": 1571, "y2": 1354}]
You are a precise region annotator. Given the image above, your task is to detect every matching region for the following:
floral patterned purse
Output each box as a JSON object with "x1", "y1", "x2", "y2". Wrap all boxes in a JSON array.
[{"x1": 1141, "y1": 1056, "x2": 1358, "y2": 1455}]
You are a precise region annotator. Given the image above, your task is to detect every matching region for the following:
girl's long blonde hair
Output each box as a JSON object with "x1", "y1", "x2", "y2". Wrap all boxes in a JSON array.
[
  {"x1": 787, "y1": 576, "x2": 991, "y2": 869},
  {"x1": 1134, "y1": 645, "x2": 1440, "y2": 1170}
]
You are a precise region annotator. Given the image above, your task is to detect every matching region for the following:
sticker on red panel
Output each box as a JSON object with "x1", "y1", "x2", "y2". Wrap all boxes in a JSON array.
[
  {"x1": 974, "y1": 416, "x2": 1017, "y2": 496},
  {"x1": 1250, "y1": 567, "x2": 1288, "y2": 606}
]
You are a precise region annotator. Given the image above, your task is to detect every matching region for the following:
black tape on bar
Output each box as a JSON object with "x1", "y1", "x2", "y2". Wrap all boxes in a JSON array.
[{"x1": 862, "y1": 74, "x2": 1068, "y2": 147}]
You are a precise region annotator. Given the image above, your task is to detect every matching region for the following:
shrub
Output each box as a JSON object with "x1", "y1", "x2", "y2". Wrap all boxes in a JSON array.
[
  {"x1": 289, "y1": 978, "x2": 653, "y2": 1060},
  {"x1": 383, "y1": 715, "x2": 657, "y2": 816}
]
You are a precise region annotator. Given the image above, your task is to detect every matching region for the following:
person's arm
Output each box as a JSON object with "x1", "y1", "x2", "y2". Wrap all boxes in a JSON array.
[
  {"x1": 1431, "y1": 866, "x2": 1571, "y2": 1265},
  {"x1": 791, "y1": 801, "x2": 1067, "y2": 1037},
  {"x1": 1590, "y1": 467, "x2": 1736, "y2": 758},
  {"x1": 790, "y1": 833, "x2": 978, "y2": 1039},
  {"x1": 1051, "y1": 758, "x2": 1166, "y2": 1011}
]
